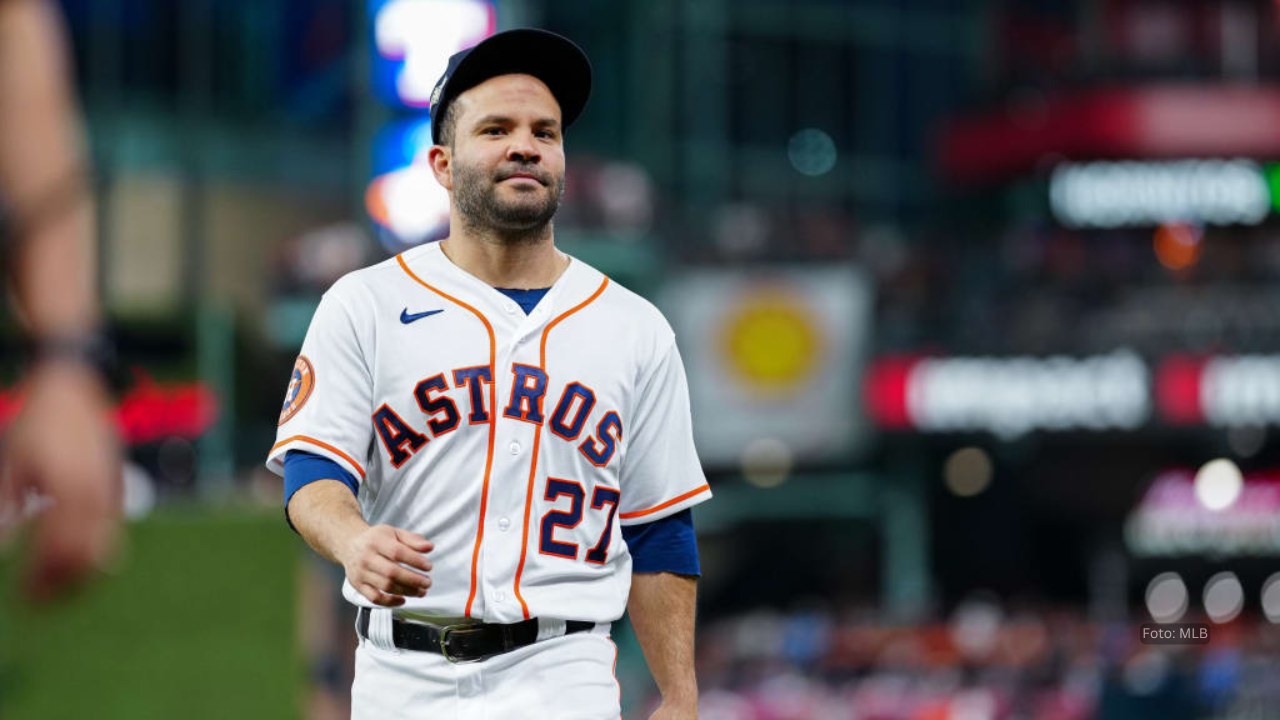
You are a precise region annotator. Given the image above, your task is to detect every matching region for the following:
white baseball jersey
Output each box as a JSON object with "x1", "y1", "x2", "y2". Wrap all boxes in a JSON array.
[{"x1": 267, "y1": 241, "x2": 711, "y2": 624}]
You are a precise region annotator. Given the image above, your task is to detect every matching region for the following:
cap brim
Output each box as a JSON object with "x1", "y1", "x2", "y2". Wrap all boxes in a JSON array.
[{"x1": 434, "y1": 29, "x2": 591, "y2": 143}]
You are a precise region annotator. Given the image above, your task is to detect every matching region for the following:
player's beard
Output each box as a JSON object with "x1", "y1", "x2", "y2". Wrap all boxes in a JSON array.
[{"x1": 452, "y1": 159, "x2": 564, "y2": 242}]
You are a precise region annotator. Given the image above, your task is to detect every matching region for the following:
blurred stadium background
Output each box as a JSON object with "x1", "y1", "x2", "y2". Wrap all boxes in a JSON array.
[{"x1": 6, "y1": 0, "x2": 1280, "y2": 718}]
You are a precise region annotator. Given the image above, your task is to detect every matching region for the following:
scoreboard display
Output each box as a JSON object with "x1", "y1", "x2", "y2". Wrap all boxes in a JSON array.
[{"x1": 366, "y1": 0, "x2": 495, "y2": 249}]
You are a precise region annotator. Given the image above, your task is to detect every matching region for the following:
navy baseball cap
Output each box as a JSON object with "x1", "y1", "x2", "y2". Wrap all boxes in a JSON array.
[{"x1": 428, "y1": 29, "x2": 592, "y2": 145}]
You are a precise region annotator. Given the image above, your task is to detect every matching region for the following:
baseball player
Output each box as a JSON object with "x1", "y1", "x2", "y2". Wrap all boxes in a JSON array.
[{"x1": 267, "y1": 29, "x2": 710, "y2": 719}]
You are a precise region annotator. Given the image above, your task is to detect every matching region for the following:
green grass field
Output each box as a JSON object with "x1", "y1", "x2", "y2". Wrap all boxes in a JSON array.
[{"x1": 0, "y1": 510, "x2": 301, "y2": 719}]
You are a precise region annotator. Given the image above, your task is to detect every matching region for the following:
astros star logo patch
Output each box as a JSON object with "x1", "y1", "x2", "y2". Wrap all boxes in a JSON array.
[{"x1": 278, "y1": 355, "x2": 316, "y2": 425}]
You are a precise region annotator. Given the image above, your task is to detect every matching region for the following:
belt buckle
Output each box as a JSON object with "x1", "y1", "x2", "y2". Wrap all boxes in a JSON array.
[{"x1": 438, "y1": 623, "x2": 484, "y2": 664}]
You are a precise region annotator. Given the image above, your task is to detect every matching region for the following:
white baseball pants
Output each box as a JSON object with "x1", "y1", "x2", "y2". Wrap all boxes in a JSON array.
[{"x1": 350, "y1": 612, "x2": 621, "y2": 719}]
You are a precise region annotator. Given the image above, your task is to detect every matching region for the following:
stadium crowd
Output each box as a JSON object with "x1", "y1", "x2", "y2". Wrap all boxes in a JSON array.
[{"x1": 638, "y1": 602, "x2": 1280, "y2": 720}]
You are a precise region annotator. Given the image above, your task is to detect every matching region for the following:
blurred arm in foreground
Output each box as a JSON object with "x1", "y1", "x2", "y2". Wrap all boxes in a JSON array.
[{"x1": 0, "y1": 0, "x2": 121, "y2": 602}]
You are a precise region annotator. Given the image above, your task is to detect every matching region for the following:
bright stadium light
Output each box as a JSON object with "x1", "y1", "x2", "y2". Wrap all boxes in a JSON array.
[
  {"x1": 1262, "y1": 573, "x2": 1280, "y2": 623},
  {"x1": 1203, "y1": 572, "x2": 1244, "y2": 624},
  {"x1": 1194, "y1": 458, "x2": 1244, "y2": 511},
  {"x1": 366, "y1": 117, "x2": 451, "y2": 251},
  {"x1": 1145, "y1": 572, "x2": 1189, "y2": 623},
  {"x1": 370, "y1": 0, "x2": 496, "y2": 108}
]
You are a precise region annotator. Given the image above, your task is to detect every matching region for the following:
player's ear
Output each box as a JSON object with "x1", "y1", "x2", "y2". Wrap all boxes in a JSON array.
[{"x1": 428, "y1": 145, "x2": 453, "y2": 191}]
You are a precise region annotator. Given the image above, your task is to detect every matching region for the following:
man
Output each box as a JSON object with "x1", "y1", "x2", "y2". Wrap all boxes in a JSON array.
[
  {"x1": 0, "y1": 0, "x2": 121, "y2": 602},
  {"x1": 268, "y1": 29, "x2": 710, "y2": 718}
]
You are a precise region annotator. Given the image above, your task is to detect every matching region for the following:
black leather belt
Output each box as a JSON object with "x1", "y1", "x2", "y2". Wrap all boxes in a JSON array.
[{"x1": 356, "y1": 607, "x2": 595, "y2": 663}]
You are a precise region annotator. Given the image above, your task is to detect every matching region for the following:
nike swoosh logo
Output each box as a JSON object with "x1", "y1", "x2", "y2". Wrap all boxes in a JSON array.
[{"x1": 400, "y1": 308, "x2": 444, "y2": 324}]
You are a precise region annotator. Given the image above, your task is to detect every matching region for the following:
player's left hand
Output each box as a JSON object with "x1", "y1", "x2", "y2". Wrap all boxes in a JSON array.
[
  {"x1": 648, "y1": 700, "x2": 697, "y2": 720},
  {"x1": 0, "y1": 361, "x2": 122, "y2": 601}
]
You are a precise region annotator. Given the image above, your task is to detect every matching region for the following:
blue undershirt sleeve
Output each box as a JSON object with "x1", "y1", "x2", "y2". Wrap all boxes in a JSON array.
[
  {"x1": 283, "y1": 450, "x2": 359, "y2": 533},
  {"x1": 621, "y1": 509, "x2": 701, "y2": 576},
  {"x1": 284, "y1": 450, "x2": 359, "y2": 506}
]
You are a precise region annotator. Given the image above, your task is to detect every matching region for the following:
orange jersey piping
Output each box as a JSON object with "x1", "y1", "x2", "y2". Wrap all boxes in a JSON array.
[
  {"x1": 396, "y1": 254, "x2": 498, "y2": 618},
  {"x1": 272, "y1": 435, "x2": 366, "y2": 479},
  {"x1": 512, "y1": 277, "x2": 610, "y2": 618},
  {"x1": 619, "y1": 484, "x2": 711, "y2": 520}
]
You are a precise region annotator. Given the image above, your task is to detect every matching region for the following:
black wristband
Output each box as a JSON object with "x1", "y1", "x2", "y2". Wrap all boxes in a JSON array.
[{"x1": 24, "y1": 332, "x2": 119, "y2": 386}]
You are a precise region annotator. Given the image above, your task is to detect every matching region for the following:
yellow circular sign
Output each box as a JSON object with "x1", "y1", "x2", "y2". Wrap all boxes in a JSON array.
[{"x1": 719, "y1": 290, "x2": 822, "y2": 395}]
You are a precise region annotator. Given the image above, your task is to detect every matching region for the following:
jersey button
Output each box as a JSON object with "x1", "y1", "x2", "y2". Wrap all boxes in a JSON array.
[
  {"x1": 498, "y1": 517, "x2": 511, "y2": 532},
  {"x1": 505, "y1": 304, "x2": 518, "y2": 315},
  {"x1": 509, "y1": 441, "x2": 521, "y2": 455},
  {"x1": 495, "y1": 590, "x2": 507, "y2": 602}
]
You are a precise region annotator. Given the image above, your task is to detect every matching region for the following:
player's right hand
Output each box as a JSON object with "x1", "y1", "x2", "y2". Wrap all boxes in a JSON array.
[{"x1": 340, "y1": 525, "x2": 433, "y2": 607}]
